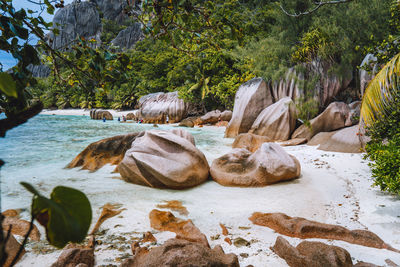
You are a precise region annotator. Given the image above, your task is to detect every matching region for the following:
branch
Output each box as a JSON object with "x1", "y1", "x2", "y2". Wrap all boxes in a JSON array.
[
  {"x1": 280, "y1": 0, "x2": 354, "y2": 17},
  {"x1": 10, "y1": 215, "x2": 35, "y2": 267}
]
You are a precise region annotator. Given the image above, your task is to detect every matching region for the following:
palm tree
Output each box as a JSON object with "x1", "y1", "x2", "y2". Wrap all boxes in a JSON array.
[{"x1": 360, "y1": 53, "x2": 400, "y2": 126}]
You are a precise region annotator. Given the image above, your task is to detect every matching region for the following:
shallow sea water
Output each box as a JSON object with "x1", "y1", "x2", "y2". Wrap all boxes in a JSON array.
[{"x1": 0, "y1": 114, "x2": 232, "y2": 214}]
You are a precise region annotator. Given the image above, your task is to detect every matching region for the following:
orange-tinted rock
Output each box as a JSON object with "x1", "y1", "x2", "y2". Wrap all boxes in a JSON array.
[
  {"x1": 220, "y1": 223, "x2": 229, "y2": 236},
  {"x1": 232, "y1": 133, "x2": 272, "y2": 153},
  {"x1": 225, "y1": 78, "x2": 273, "y2": 138},
  {"x1": 272, "y1": 236, "x2": 352, "y2": 267},
  {"x1": 118, "y1": 131, "x2": 209, "y2": 189},
  {"x1": 149, "y1": 209, "x2": 209, "y2": 247},
  {"x1": 292, "y1": 102, "x2": 351, "y2": 140},
  {"x1": 142, "y1": 232, "x2": 157, "y2": 243},
  {"x1": 250, "y1": 212, "x2": 398, "y2": 252},
  {"x1": 50, "y1": 247, "x2": 94, "y2": 267},
  {"x1": 2, "y1": 217, "x2": 40, "y2": 241},
  {"x1": 90, "y1": 203, "x2": 125, "y2": 235},
  {"x1": 249, "y1": 97, "x2": 297, "y2": 141},
  {"x1": 122, "y1": 238, "x2": 239, "y2": 267},
  {"x1": 2, "y1": 209, "x2": 20, "y2": 217},
  {"x1": 211, "y1": 143, "x2": 301, "y2": 187},
  {"x1": 224, "y1": 237, "x2": 232, "y2": 245},
  {"x1": 4, "y1": 233, "x2": 25, "y2": 267},
  {"x1": 156, "y1": 200, "x2": 188, "y2": 216},
  {"x1": 67, "y1": 132, "x2": 144, "y2": 172}
]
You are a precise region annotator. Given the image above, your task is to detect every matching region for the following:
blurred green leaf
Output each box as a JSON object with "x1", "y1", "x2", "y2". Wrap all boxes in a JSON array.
[{"x1": 0, "y1": 72, "x2": 17, "y2": 98}]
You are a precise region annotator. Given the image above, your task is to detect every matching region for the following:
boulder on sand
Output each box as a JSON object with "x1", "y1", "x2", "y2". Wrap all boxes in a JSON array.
[
  {"x1": 138, "y1": 92, "x2": 193, "y2": 123},
  {"x1": 4, "y1": 233, "x2": 25, "y2": 267},
  {"x1": 225, "y1": 78, "x2": 273, "y2": 138},
  {"x1": 121, "y1": 238, "x2": 239, "y2": 267},
  {"x1": 272, "y1": 236, "x2": 353, "y2": 267},
  {"x1": 232, "y1": 133, "x2": 272, "y2": 153},
  {"x1": 292, "y1": 102, "x2": 350, "y2": 140},
  {"x1": 210, "y1": 143, "x2": 301, "y2": 187},
  {"x1": 249, "y1": 97, "x2": 297, "y2": 141},
  {"x1": 118, "y1": 130, "x2": 209, "y2": 189},
  {"x1": 90, "y1": 109, "x2": 113, "y2": 120},
  {"x1": 308, "y1": 125, "x2": 362, "y2": 153}
]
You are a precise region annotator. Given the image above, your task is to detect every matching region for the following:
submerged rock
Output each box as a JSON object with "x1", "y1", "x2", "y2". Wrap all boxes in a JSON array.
[
  {"x1": 292, "y1": 102, "x2": 351, "y2": 140},
  {"x1": 308, "y1": 125, "x2": 363, "y2": 153},
  {"x1": 179, "y1": 116, "x2": 199, "y2": 128},
  {"x1": 225, "y1": 78, "x2": 273, "y2": 138},
  {"x1": 272, "y1": 236, "x2": 352, "y2": 267},
  {"x1": 249, "y1": 212, "x2": 398, "y2": 252},
  {"x1": 138, "y1": 92, "x2": 193, "y2": 123},
  {"x1": 210, "y1": 143, "x2": 301, "y2": 187},
  {"x1": 122, "y1": 238, "x2": 239, "y2": 267},
  {"x1": 149, "y1": 209, "x2": 209, "y2": 247},
  {"x1": 249, "y1": 97, "x2": 297, "y2": 141},
  {"x1": 118, "y1": 130, "x2": 209, "y2": 189}
]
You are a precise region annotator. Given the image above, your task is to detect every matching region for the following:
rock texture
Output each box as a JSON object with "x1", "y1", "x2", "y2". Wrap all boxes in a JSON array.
[
  {"x1": 178, "y1": 116, "x2": 199, "y2": 128},
  {"x1": 48, "y1": 1, "x2": 102, "y2": 50},
  {"x1": 90, "y1": 109, "x2": 113, "y2": 120},
  {"x1": 249, "y1": 97, "x2": 297, "y2": 141},
  {"x1": 122, "y1": 238, "x2": 239, "y2": 267},
  {"x1": 272, "y1": 236, "x2": 353, "y2": 267},
  {"x1": 111, "y1": 23, "x2": 143, "y2": 49},
  {"x1": 278, "y1": 138, "x2": 307, "y2": 147},
  {"x1": 67, "y1": 132, "x2": 143, "y2": 172},
  {"x1": 225, "y1": 78, "x2": 273, "y2": 138},
  {"x1": 51, "y1": 247, "x2": 94, "y2": 267},
  {"x1": 346, "y1": 101, "x2": 361, "y2": 126},
  {"x1": 138, "y1": 92, "x2": 193, "y2": 123},
  {"x1": 4, "y1": 233, "x2": 25, "y2": 267},
  {"x1": 126, "y1": 110, "x2": 140, "y2": 120},
  {"x1": 292, "y1": 102, "x2": 351, "y2": 140},
  {"x1": 359, "y1": 54, "x2": 378, "y2": 97},
  {"x1": 249, "y1": 212, "x2": 398, "y2": 252},
  {"x1": 199, "y1": 110, "x2": 222, "y2": 124},
  {"x1": 220, "y1": 110, "x2": 232, "y2": 122},
  {"x1": 91, "y1": 0, "x2": 128, "y2": 22},
  {"x1": 210, "y1": 143, "x2": 301, "y2": 187},
  {"x1": 28, "y1": 64, "x2": 51, "y2": 78},
  {"x1": 118, "y1": 130, "x2": 209, "y2": 189},
  {"x1": 149, "y1": 209, "x2": 209, "y2": 247},
  {"x1": 2, "y1": 216, "x2": 40, "y2": 241},
  {"x1": 232, "y1": 133, "x2": 272, "y2": 153},
  {"x1": 308, "y1": 125, "x2": 363, "y2": 153}
]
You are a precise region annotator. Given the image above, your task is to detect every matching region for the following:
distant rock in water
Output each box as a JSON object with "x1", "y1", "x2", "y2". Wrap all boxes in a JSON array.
[
  {"x1": 210, "y1": 143, "x2": 301, "y2": 187},
  {"x1": 48, "y1": 1, "x2": 102, "y2": 50},
  {"x1": 225, "y1": 78, "x2": 273, "y2": 138},
  {"x1": 118, "y1": 130, "x2": 209, "y2": 189},
  {"x1": 111, "y1": 23, "x2": 143, "y2": 49},
  {"x1": 90, "y1": 109, "x2": 113, "y2": 120},
  {"x1": 138, "y1": 91, "x2": 194, "y2": 124}
]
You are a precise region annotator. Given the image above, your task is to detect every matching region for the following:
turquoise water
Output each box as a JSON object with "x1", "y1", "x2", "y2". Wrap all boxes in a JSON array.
[{"x1": 0, "y1": 114, "x2": 232, "y2": 214}]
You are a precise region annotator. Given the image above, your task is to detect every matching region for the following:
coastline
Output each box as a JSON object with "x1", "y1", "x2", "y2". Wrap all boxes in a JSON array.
[{"x1": 40, "y1": 108, "x2": 136, "y2": 117}]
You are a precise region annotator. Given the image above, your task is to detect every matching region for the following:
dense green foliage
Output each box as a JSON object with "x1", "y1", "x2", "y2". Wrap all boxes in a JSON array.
[{"x1": 30, "y1": 0, "x2": 393, "y2": 111}]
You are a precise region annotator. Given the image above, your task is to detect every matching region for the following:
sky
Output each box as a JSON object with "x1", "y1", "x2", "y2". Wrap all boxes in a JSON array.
[{"x1": 0, "y1": 0, "x2": 73, "y2": 70}]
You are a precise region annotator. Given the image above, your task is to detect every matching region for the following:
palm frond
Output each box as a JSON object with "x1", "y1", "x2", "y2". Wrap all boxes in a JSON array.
[{"x1": 361, "y1": 53, "x2": 400, "y2": 126}]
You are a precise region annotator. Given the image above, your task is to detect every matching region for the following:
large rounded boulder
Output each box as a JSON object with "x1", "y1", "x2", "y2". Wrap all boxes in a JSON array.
[
  {"x1": 118, "y1": 130, "x2": 209, "y2": 189},
  {"x1": 90, "y1": 109, "x2": 113, "y2": 120},
  {"x1": 249, "y1": 97, "x2": 297, "y2": 141},
  {"x1": 225, "y1": 78, "x2": 273, "y2": 138},
  {"x1": 232, "y1": 133, "x2": 272, "y2": 153},
  {"x1": 210, "y1": 143, "x2": 300, "y2": 187},
  {"x1": 292, "y1": 102, "x2": 350, "y2": 140}
]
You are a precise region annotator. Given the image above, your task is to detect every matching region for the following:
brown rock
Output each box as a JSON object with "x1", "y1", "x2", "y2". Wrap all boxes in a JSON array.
[
  {"x1": 126, "y1": 111, "x2": 139, "y2": 120},
  {"x1": 272, "y1": 236, "x2": 352, "y2": 267},
  {"x1": 156, "y1": 200, "x2": 189, "y2": 216},
  {"x1": 149, "y1": 209, "x2": 209, "y2": 247},
  {"x1": 232, "y1": 133, "x2": 272, "y2": 153},
  {"x1": 249, "y1": 97, "x2": 297, "y2": 141},
  {"x1": 90, "y1": 203, "x2": 125, "y2": 235},
  {"x1": 118, "y1": 130, "x2": 209, "y2": 189},
  {"x1": 90, "y1": 109, "x2": 113, "y2": 120},
  {"x1": 278, "y1": 138, "x2": 307, "y2": 147},
  {"x1": 2, "y1": 217, "x2": 40, "y2": 241},
  {"x1": 308, "y1": 125, "x2": 362, "y2": 153},
  {"x1": 179, "y1": 116, "x2": 199, "y2": 127},
  {"x1": 67, "y1": 132, "x2": 144, "y2": 172},
  {"x1": 220, "y1": 223, "x2": 228, "y2": 236},
  {"x1": 122, "y1": 238, "x2": 239, "y2": 267},
  {"x1": 346, "y1": 101, "x2": 361, "y2": 126},
  {"x1": 2, "y1": 209, "x2": 20, "y2": 217},
  {"x1": 199, "y1": 110, "x2": 221, "y2": 124},
  {"x1": 51, "y1": 248, "x2": 94, "y2": 267},
  {"x1": 250, "y1": 212, "x2": 398, "y2": 252},
  {"x1": 220, "y1": 110, "x2": 232, "y2": 122},
  {"x1": 211, "y1": 143, "x2": 301, "y2": 187},
  {"x1": 138, "y1": 92, "x2": 193, "y2": 123},
  {"x1": 142, "y1": 232, "x2": 157, "y2": 243},
  {"x1": 224, "y1": 237, "x2": 232, "y2": 245},
  {"x1": 4, "y1": 233, "x2": 25, "y2": 267},
  {"x1": 216, "y1": 121, "x2": 229, "y2": 127},
  {"x1": 292, "y1": 102, "x2": 351, "y2": 140},
  {"x1": 225, "y1": 78, "x2": 273, "y2": 138},
  {"x1": 170, "y1": 129, "x2": 196, "y2": 145}
]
